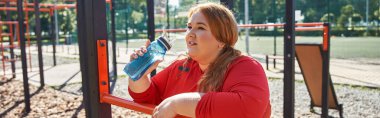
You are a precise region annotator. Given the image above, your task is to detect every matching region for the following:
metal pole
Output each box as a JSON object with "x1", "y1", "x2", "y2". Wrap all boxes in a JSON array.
[
  {"x1": 34, "y1": 0, "x2": 44, "y2": 87},
  {"x1": 51, "y1": 12, "x2": 57, "y2": 66},
  {"x1": 146, "y1": 0, "x2": 156, "y2": 77},
  {"x1": 24, "y1": 2, "x2": 32, "y2": 72},
  {"x1": 174, "y1": 7, "x2": 177, "y2": 29},
  {"x1": 125, "y1": 3, "x2": 129, "y2": 54},
  {"x1": 17, "y1": 0, "x2": 31, "y2": 113},
  {"x1": 6, "y1": 1, "x2": 16, "y2": 78},
  {"x1": 244, "y1": 0, "x2": 250, "y2": 54},
  {"x1": 321, "y1": 23, "x2": 331, "y2": 118},
  {"x1": 110, "y1": 0, "x2": 117, "y2": 79},
  {"x1": 366, "y1": 0, "x2": 369, "y2": 35},
  {"x1": 284, "y1": 0, "x2": 295, "y2": 117},
  {"x1": 166, "y1": 0, "x2": 170, "y2": 29},
  {"x1": 273, "y1": 0, "x2": 277, "y2": 68},
  {"x1": 77, "y1": 0, "x2": 112, "y2": 117},
  {"x1": 54, "y1": 0, "x2": 59, "y2": 45}
]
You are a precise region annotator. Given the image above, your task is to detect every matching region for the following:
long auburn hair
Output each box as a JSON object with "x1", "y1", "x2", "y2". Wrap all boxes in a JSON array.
[{"x1": 187, "y1": 3, "x2": 241, "y2": 92}]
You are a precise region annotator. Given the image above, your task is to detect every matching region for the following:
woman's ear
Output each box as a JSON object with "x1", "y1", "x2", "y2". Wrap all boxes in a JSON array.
[{"x1": 218, "y1": 43, "x2": 225, "y2": 49}]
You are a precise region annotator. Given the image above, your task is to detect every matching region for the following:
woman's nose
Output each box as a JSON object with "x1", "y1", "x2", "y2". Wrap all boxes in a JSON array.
[{"x1": 186, "y1": 30, "x2": 195, "y2": 39}]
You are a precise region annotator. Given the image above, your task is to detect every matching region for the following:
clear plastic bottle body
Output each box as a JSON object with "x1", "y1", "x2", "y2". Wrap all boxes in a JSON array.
[{"x1": 123, "y1": 37, "x2": 169, "y2": 81}]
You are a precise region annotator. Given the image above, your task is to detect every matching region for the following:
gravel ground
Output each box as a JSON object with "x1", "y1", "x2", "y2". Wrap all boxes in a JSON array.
[
  {"x1": 0, "y1": 79, "x2": 150, "y2": 118},
  {"x1": 2, "y1": 76, "x2": 379, "y2": 117},
  {"x1": 1, "y1": 53, "x2": 380, "y2": 117},
  {"x1": 59, "y1": 76, "x2": 380, "y2": 117},
  {"x1": 110, "y1": 77, "x2": 380, "y2": 118},
  {"x1": 268, "y1": 78, "x2": 380, "y2": 117},
  {"x1": 0, "y1": 54, "x2": 149, "y2": 117}
]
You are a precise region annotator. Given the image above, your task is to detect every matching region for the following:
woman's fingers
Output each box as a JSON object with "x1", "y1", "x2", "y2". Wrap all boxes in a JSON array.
[
  {"x1": 133, "y1": 49, "x2": 142, "y2": 56},
  {"x1": 140, "y1": 46, "x2": 147, "y2": 53},
  {"x1": 152, "y1": 107, "x2": 158, "y2": 118},
  {"x1": 130, "y1": 40, "x2": 150, "y2": 61},
  {"x1": 130, "y1": 50, "x2": 138, "y2": 61},
  {"x1": 152, "y1": 98, "x2": 176, "y2": 118},
  {"x1": 131, "y1": 46, "x2": 147, "y2": 60},
  {"x1": 145, "y1": 40, "x2": 151, "y2": 47}
]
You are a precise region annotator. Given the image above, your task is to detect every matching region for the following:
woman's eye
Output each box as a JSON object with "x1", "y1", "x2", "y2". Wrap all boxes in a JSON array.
[{"x1": 198, "y1": 27, "x2": 205, "y2": 30}]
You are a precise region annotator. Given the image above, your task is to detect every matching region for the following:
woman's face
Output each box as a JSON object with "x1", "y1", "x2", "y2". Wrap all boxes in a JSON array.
[{"x1": 186, "y1": 12, "x2": 223, "y2": 64}]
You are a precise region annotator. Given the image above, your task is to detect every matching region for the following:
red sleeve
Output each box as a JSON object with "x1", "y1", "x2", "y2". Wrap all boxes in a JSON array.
[
  {"x1": 196, "y1": 58, "x2": 270, "y2": 118},
  {"x1": 128, "y1": 60, "x2": 181, "y2": 105}
]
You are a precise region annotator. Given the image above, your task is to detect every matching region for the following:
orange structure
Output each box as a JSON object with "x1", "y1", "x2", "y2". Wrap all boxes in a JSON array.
[
  {"x1": 0, "y1": 21, "x2": 21, "y2": 77},
  {"x1": 0, "y1": 0, "x2": 81, "y2": 75}
]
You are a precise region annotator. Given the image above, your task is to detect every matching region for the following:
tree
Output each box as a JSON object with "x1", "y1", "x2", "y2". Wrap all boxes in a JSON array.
[
  {"x1": 341, "y1": 4, "x2": 354, "y2": 16},
  {"x1": 374, "y1": 6, "x2": 380, "y2": 22},
  {"x1": 320, "y1": 13, "x2": 335, "y2": 23},
  {"x1": 351, "y1": 13, "x2": 363, "y2": 24},
  {"x1": 337, "y1": 4, "x2": 355, "y2": 29},
  {"x1": 337, "y1": 14, "x2": 348, "y2": 30}
]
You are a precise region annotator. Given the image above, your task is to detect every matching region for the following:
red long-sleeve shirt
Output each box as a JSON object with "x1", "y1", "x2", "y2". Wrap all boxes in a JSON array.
[{"x1": 129, "y1": 55, "x2": 271, "y2": 118}]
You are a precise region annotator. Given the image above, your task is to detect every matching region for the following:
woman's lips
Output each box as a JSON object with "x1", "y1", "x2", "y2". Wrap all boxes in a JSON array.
[{"x1": 188, "y1": 41, "x2": 197, "y2": 46}]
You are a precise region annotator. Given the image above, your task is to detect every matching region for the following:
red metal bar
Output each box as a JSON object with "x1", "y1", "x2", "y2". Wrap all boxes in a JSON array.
[
  {"x1": 155, "y1": 28, "x2": 187, "y2": 33},
  {"x1": 0, "y1": 7, "x2": 50, "y2": 12},
  {"x1": 102, "y1": 94, "x2": 155, "y2": 114},
  {"x1": 323, "y1": 25, "x2": 329, "y2": 51},
  {"x1": 295, "y1": 22, "x2": 324, "y2": 27},
  {"x1": 0, "y1": 2, "x2": 75, "y2": 8},
  {"x1": 295, "y1": 27, "x2": 324, "y2": 31},
  {"x1": 0, "y1": 21, "x2": 18, "y2": 24},
  {"x1": 155, "y1": 26, "x2": 324, "y2": 33},
  {"x1": 0, "y1": 2, "x2": 74, "y2": 7},
  {"x1": 0, "y1": 0, "x2": 17, "y2": 2},
  {"x1": 238, "y1": 23, "x2": 284, "y2": 28},
  {"x1": 0, "y1": 33, "x2": 11, "y2": 37},
  {"x1": 109, "y1": 0, "x2": 112, "y2": 10},
  {"x1": 0, "y1": 45, "x2": 18, "y2": 49},
  {"x1": 97, "y1": 40, "x2": 109, "y2": 103},
  {"x1": 238, "y1": 22, "x2": 324, "y2": 28}
]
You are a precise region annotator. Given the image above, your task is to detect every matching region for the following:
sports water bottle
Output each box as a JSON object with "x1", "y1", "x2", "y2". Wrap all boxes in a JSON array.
[{"x1": 123, "y1": 35, "x2": 173, "y2": 81}]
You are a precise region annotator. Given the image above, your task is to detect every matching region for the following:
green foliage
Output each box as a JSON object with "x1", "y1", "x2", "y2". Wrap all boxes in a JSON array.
[
  {"x1": 1, "y1": 0, "x2": 379, "y2": 38},
  {"x1": 337, "y1": 14, "x2": 348, "y2": 30},
  {"x1": 352, "y1": 13, "x2": 363, "y2": 23},
  {"x1": 320, "y1": 13, "x2": 335, "y2": 22},
  {"x1": 341, "y1": 4, "x2": 354, "y2": 16}
]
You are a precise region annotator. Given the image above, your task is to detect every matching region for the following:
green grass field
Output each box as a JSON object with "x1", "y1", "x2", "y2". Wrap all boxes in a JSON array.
[{"x1": 116, "y1": 34, "x2": 380, "y2": 59}]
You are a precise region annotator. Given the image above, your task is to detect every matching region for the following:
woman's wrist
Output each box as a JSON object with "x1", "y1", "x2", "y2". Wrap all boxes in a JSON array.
[{"x1": 128, "y1": 75, "x2": 151, "y2": 93}]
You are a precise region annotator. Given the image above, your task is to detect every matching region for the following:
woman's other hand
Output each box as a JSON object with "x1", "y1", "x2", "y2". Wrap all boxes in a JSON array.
[
  {"x1": 153, "y1": 93, "x2": 204, "y2": 118},
  {"x1": 153, "y1": 96, "x2": 177, "y2": 118}
]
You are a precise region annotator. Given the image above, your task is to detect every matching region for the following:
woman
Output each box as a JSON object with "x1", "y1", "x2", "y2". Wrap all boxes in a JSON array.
[{"x1": 128, "y1": 3, "x2": 270, "y2": 118}]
